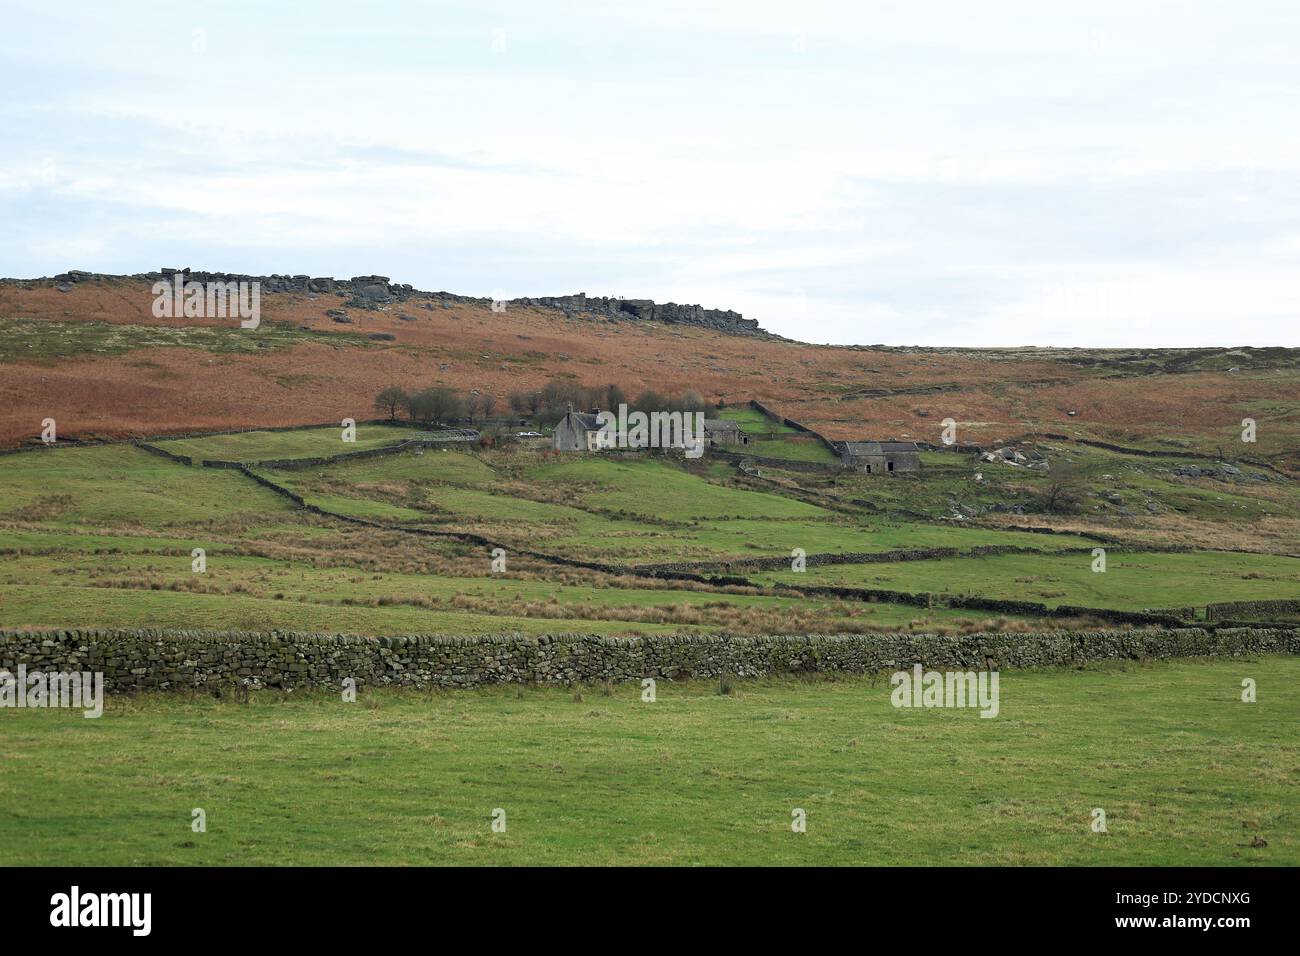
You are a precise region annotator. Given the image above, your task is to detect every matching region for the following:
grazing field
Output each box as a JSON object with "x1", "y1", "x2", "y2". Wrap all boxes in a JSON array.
[
  {"x1": 260, "y1": 451, "x2": 1097, "y2": 566},
  {"x1": 2, "y1": 658, "x2": 1295, "y2": 866},
  {"x1": 716, "y1": 406, "x2": 802, "y2": 434},
  {"x1": 1, "y1": 431, "x2": 1296, "y2": 636},
  {"x1": 757, "y1": 551, "x2": 1300, "y2": 614},
  {"x1": 0, "y1": 547, "x2": 1006, "y2": 635},
  {"x1": 714, "y1": 406, "x2": 839, "y2": 462},
  {"x1": 151, "y1": 424, "x2": 422, "y2": 462},
  {"x1": 0, "y1": 444, "x2": 293, "y2": 526},
  {"x1": 2, "y1": 444, "x2": 1072, "y2": 635}
]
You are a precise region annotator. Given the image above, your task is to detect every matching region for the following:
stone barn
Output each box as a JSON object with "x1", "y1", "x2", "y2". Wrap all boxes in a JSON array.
[
  {"x1": 840, "y1": 441, "x2": 921, "y2": 474},
  {"x1": 702, "y1": 419, "x2": 749, "y2": 447}
]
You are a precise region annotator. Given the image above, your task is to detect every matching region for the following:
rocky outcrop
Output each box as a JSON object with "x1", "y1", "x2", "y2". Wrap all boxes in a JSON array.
[
  {"x1": 2, "y1": 270, "x2": 769, "y2": 338},
  {"x1": 511, "y1": 292, "x2": 763, "y2": 336}
]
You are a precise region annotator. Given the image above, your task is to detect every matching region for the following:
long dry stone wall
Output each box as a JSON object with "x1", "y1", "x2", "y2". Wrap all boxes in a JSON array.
[
  {"x1": 3, "y1": 627, "x2": 1296, "y2": 692},
  {"x1": 1206, "y1": 599, "x2": 1300, "y2": 621}
]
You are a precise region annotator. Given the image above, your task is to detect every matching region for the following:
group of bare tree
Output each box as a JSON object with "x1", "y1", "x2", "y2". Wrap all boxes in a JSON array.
[
  {"x1": 506, "y1": 380, "x2": 707, "y2": 426},
  {"x1": 375, "y1": 379, "x2": 708, "y2": 429},
  {"x1": 373, "y1": 386, "x2": 497, "y2": 426}
]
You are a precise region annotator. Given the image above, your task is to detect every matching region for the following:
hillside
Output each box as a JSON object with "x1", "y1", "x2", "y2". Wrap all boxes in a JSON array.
[{"x1": 2, "y1": 270, "x2": 1299, "y2": 476}]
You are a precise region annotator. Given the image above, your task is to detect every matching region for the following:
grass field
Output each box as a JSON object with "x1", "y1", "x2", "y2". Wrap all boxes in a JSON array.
[
  {"x1": 261, "y1": 451, "x2": 1097, "y2": 566},
  {"x1": 0, "y1": 445, "x2": 293, "y2": 525},
  {"x1": 1, "y1": 435, "x2": 1295, "y2": 635},
  {"x1": 0, "y1": 547, "x2": 1009, "y2": 635},
  {"x1": 1, "y1": 658, "x2": 1294, "y2": 866},
  {"x1": 714, "y1": 406, "x2": 840, "y2": 462},
  {"x1": 757, "y1": 550, "x2": 1300, "y2": 613},
  {"x1": 153, "y1": 424, "x2": 421, "y2": 462},
  {"x1": 716, "y1": 406, "x2": 801, "y2": 434},
  {"x1": 1, "y1": 444, "x2": 1066, "y2": 634}
]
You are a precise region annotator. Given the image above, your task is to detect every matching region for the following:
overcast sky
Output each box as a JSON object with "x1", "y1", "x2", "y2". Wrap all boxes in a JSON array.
[{"x1": 2, "y1": 1, "x2": 1298, "y2": 346}]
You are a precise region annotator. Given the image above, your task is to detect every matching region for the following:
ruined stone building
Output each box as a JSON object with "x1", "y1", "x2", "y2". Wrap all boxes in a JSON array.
[
  {"x1": 702, "y1": 419, "x2": 749, "y2": 446},
  {"x1": 839, "y1": 441, "x2": 921, "y2": 474}
]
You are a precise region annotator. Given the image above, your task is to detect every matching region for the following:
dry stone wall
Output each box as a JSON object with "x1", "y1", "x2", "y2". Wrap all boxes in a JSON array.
[
  {"x1": 3, "y1": 627, "x2": 1296, "y2": 692},
  {"x1": 1206, "y1": 600, "x2": 1300, "y2": 621}
]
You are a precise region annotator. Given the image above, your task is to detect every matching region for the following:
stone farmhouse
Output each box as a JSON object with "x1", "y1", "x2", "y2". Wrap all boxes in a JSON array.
[
  {"x1": 839, "y1": 441, "x2": 921, "y2": 474},
  {"x1": 553, "y1": 411, "x2": 605, "y2": 451},
  {"x1": 552, "y1": 410, "x2": 750, "y2": 452}
]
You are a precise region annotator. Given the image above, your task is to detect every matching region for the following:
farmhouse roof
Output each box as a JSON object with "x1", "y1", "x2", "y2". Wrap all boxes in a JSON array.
[{"x1": 566, "y1": 412, "x2": 602, "y2": 431}]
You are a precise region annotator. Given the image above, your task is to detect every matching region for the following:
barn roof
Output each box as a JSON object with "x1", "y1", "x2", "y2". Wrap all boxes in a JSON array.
[
  {"x1": 702, "y1": 419, "x2": 741, "y2": 433},
  {"x1": 842, "y1": 441, "x2": 919, "y2": 455}
]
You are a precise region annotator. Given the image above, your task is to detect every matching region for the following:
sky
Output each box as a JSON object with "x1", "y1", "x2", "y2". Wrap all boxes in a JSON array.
[{"x1": 2, "y1": 0, "x2": 1299, "y2": 346}]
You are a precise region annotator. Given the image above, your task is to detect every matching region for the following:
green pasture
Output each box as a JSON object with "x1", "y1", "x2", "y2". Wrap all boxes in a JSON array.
[
  {"x1": 757, "y1": 550, "x2": 1300, "y2": 612},
  {"x1": 2, "y1": 657, "x2": 1295, "y2": 865},
  {"x1": 153, "y1": 424, "x2": 419, "y2": 463}
]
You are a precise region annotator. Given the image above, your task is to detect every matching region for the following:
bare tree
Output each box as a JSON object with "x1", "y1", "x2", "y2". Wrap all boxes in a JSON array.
[
  {"x1": 424, "y1": 387, "x2": 464, "y2": 425},
  {"x1": 604, "y1": 383, "x2": 628, "y2": 410},
  {"x1": 374, "y1": 386, "x2": 407, "y2": 421},
  {"x1": 403, "y1": 389, "x2": 433, "y2": 424},
  {"x1": 633, "y1": 389, "x2": 666, "y2": 412},
  {"x1": 1040, "y1": 460, "x2": 1086, "y2": 515}
]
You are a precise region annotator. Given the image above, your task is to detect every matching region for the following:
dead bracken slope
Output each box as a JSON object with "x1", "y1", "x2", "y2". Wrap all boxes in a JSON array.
[{"x1": 1, "y1": 275, "x2": 1297, "y2": 471}]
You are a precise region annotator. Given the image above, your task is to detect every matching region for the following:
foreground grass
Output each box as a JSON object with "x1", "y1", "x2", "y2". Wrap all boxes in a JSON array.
[{"x1": 1, "y1": 657, "x2": 1295, "y2": 865}]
